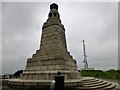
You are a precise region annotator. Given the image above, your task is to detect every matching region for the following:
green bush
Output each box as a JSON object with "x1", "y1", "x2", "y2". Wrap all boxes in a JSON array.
[{"x1": 80, "y1": 69, "x2": 120, "y2": 80}]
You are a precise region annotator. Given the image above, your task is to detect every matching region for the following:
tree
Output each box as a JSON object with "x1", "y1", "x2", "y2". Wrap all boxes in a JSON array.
[{"x1": 13, "y1": 70, "x2": 23, "y2": 78}]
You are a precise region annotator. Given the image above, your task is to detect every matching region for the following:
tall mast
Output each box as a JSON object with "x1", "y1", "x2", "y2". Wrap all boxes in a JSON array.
[{"x1": 83, "y1": 40, "x2": 88, "y2": 69}]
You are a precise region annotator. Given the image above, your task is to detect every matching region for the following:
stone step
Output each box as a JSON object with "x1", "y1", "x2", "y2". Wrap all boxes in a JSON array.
[
  {"x1": 111, "y1": 83, "x2": 120, "y2": 90},
  {"x1": 85, "y1": 80, "x2": 107, "y2": 87},
  {"x1": 86, "y1": 82, "x2": 112, "y2": 89},
  {"x1": 96, "y1": 83, "x2": 118, "y2": 90},
  {"x1": 80, "y1": 77, "x2": 119, "y2": 90},
  {"x1": 100, "y1": 80, "x2": 120, "y2": 90},
  {"x1": 77, "y1": 83, "x2": 117, "y2": 90},
  {"x1": 105, "y1": 83, "x2": 117, "y2": 90},
  {"x1": 82, "y1": 77, "x2": 96, "y2": 81},
  {"x1": 84, "y1": 79, "x2": 103, "y2": 85},
  {"x1": 83, "y1": 78, "x2": 99, "y2": 83}
]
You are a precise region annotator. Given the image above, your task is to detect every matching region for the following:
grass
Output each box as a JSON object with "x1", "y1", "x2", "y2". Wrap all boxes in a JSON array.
[{"x1": 80, "y1": 69, "x2": 120, "y2": 80}]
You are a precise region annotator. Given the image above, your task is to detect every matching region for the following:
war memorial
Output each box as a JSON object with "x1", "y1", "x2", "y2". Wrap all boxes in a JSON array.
[{"x1": 7, "y1": 3, "x2": 119, "y2": 90}]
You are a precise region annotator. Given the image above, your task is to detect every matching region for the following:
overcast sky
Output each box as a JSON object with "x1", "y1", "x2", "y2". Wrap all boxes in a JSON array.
[{"x1": 2, "y1": 2, "x2": 118, "y2": 74}]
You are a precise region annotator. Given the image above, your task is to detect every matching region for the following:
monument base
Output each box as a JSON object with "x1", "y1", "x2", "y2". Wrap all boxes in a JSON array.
[
  {"x1": 7, "y1": 79, "x2": 84, "y2": 90},
  {"x1": 21, "y1": 70, "x2": 81, "y2": 80}
]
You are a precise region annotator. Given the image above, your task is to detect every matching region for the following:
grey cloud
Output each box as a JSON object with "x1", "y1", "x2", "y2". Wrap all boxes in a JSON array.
[
  {"x1": 62, "y1": 2, "x2": 118, "y2": 70},
  {"x1": 2, "y1": 2, "x2": 118, "y2": 74}
]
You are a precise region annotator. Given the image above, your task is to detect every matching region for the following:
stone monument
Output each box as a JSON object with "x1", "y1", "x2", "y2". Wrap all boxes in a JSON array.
[
  {"x1": 7, "y1": 3, "x2": 119, "y2": 90},
  {"x1": 21, "y1": 3, "x2": 81, "y2": 80},
  {"x1": 8, "y1": 3, "x2": 84, "y2": 89}
]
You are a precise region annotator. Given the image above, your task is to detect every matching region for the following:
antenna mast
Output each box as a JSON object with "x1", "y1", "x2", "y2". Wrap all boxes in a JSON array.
[{"x1": 83, "y1": 40, "x2": 88, "y2": 69}]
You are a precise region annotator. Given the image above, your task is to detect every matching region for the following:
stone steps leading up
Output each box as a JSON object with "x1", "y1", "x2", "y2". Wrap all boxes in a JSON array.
[
  {"x1": 87, "y1": 82, "x2": 112, "y2": 89},
  {"x1": 105, "y1": 83, "x2": 117, "y2": 90},
  {"x1": 84, "y1": 79, "x2": 103, "y2": 85},
  {"x1": 85, "y1": 81, "x2": 107, "y2": 87},
  {"x1": 81, "y1": 77, "x2": 119, "y2": 90}
]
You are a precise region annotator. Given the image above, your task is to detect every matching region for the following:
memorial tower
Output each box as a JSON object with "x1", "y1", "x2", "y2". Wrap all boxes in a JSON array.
[
  {"x1": 21, "y1": 3, "x2": 81, "y2": 80},
  {"x1": 8, "y1": 4, "x2": 119, "y2": 90}
]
